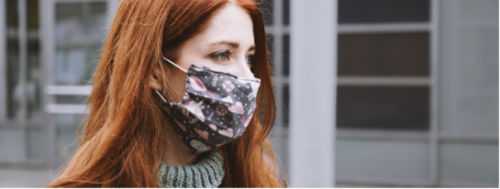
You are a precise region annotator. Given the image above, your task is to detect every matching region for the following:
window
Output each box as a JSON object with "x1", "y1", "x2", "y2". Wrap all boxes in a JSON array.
[
  {"x1": 336, "y1": 0, "x2": 498, "y2": 187},
  {"x1": 337, "y1": 86, "x2": 429, "y2": 130},
  {"x1": 336, "y1": 0, "x2": 431, "y2": 131},
  {"x1": 338, "y1": 0, "x2": 429, "y2": 24},
  {"x1": 335, "y1": 0, "x2": 436, "y2": 186},
  {"x1": 0, "y1": 0, "x2": 43, "y2": 164},
  {"x1": 47, "y1": 0, "x2": 109, "y2": 162},
  {"x1": 0, "y1": 0, "x2": 112, "y2": 166},
  {"x1": 259, "y1": 0, "x2": 290, "y2": 175}
]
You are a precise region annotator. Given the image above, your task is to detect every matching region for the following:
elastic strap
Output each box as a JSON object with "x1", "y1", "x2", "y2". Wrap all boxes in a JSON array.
[
  {"x1": 155, "y1": 90, "x2": 168, "y2": 103},
  {"x1": 163, "y1": 57, "x2": 187, "y2": 73}
]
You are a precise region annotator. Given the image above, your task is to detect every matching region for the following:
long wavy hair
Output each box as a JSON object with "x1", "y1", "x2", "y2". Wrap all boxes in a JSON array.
[{"x1": 47, "y1": 0, "x2": 286, "y2": 187}]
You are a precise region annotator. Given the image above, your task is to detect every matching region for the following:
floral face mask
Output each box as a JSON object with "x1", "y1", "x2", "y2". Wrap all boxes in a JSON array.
[{"x1": 156, "y1": 57, "x2": 260, "y2": 153}]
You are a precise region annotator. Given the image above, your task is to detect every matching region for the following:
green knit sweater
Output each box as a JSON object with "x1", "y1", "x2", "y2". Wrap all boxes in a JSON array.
[{"x1": 158, "y1": 150, "x2": 225, "y2": 188}]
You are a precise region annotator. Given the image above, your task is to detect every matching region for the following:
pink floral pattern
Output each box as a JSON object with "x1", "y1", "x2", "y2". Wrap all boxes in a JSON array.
[
  {"x1": 221, "y1": 80, "x2": 235, "y2": 92},
  {"x1": 216, "y1": 105, "x2": 228, "y2": 116},
  {"x1": 158, "y1": 63, "x2": 260, "y2": 153}
]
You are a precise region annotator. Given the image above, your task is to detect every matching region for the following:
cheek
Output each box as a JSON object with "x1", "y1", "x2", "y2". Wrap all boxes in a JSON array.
[{"x1": 165, "y1": 70, "x2": 187, "y2": 102}]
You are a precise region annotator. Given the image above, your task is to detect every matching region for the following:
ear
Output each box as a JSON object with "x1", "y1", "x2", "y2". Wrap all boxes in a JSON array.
[{"x1": 149, "y1": 63, "x2": 164, "y2": 91}]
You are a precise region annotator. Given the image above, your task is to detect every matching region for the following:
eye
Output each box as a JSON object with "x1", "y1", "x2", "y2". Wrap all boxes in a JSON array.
[
  {"x1": 210, "y1": 50, "x2": 232, "y2": 62},
  {"x1": 246, "y1": 55, "x2": 255, "y2": 67}
]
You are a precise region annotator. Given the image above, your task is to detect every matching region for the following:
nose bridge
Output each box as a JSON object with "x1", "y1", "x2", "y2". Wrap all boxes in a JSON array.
[{"x1": 233, "y1": 56, "x2": 254, "y2": 78}]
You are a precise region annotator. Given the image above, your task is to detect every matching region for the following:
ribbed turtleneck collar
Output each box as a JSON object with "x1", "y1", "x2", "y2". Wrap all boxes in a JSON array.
[{"x1": 158, "y1": 150, "x2": 225, "y2": 188}]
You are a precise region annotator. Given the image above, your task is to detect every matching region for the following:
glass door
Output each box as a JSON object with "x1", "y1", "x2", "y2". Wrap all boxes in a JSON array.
[
  {"x1": 41, "y1": 0, "x2": 119, "y2": 166},
  {"x1": 0, "y1": 0, "x2": 44, "y2": 166}
]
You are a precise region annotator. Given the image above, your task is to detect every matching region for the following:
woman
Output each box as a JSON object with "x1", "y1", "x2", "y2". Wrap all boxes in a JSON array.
[{"x1": 48, "y1": 0, "x2": 286, "y2": 187}]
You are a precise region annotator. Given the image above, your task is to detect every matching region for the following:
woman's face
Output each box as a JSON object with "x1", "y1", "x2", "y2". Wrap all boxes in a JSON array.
[{"x1": 160, "y1": 2, "x2": 256, "y2": 102}]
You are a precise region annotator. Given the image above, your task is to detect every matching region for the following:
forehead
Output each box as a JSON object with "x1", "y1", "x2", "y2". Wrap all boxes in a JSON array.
[{"x1": 189, "y1": 3, "x2": 255, "y2": 47}]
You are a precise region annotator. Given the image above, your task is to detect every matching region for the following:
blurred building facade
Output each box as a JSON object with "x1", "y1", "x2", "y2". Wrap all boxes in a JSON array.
[
  {"x1": 0, "y1": 0, "x2": 120, "y2": 187},
  {"x1": 333, "y1": 0, "x2": 498, "y2": 187},
  {"x1": 0, "y1": 0, "x2": 498, "y2": 187},
  {"x1": 1, "y1": 0, "x2": 120, "y2": 160}
]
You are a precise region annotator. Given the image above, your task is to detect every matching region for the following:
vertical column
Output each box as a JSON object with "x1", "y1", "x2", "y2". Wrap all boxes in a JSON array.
[
  {"x1": 19, "y1": 0, "x2": 27, "y2": 120},
  {"x1": 429, "y1": 0, "x2": 440, "y2": 186},
  {"x1": 270, "y1": 0, "x2": 286, "y2": 176},
  {"x1": 0, "y1": 0, "x2": 6, "y2": 121},
  {"x1": 19, "y1": 0, "x2": 28, "y2": 162},
  {"x1": 289, "y1": 0, "x2": 337, "y2": 187},
  {"x1": 40, "y1": 0, "x2": 56, "y2": 165}
]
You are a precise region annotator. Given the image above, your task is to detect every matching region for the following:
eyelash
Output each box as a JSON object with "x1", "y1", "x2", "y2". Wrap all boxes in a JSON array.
[
  {"x1": 246, "y1": 55, "x2": 255, "y2": 67},
  {"x1": 209, "y1": 50, "x2": 255, "y2": 67},
  {"x1": 210, "y1": 50, "x2": 232, "y2": 62}
]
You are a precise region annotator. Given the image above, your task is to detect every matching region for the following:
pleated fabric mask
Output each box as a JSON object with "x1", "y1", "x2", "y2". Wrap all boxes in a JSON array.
[{"x1": 156, "y1": 57, "x2": 260, "y2": 153}]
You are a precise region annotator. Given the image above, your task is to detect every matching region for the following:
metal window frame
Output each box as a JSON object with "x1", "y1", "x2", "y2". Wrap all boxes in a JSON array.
[
  {"x1": 337, "y1": 176, "x2": 429, "y2": 187},
  {"x1": 336, "y1": 129, "x2": 498, "y2": 143},
  {"x1": 38, "y1": 0, "x2": 119, "y2": 166},
  {"x1": 267, "y1": 0, "x2": 286, "y2": 132},
  {"x1": 335, "y1": 0, "x2": 498, "y2": 187},
  {"x1": 262, "y1": 0, "x2": 293, "y2": 179},
  {"x1": 260, "y1": 1, "x2": 456, "y2": 186},
  {"x1": 41, "y1": 0, "x2": 121, "y2": 116},
  {"x1": 0, "y1": 0, "x2": 5, "y2": 122},
  {"x1": 335, "y1": 1, "x2": 437, "y2": 186},
  {"x1": 335, "y1": 3, "x2": 436, "y2": 186},
  {"x1": 338, "y1": 23, "x2": 430, "y2": 34},
  {"x1": 40, "y1": 0, "x2": 56, "y2": 167},
  {"x1": 44, "y1": 85, "x2": 92, "y2": 96},
  {"x1": 337, "y1": 76, "x2": 429, "y2": 86},
  {"x1": 0, "y1": 0, "x2": 45, "y2": 165},
  {"x1": 428, "y1": 0, "x2": 440, "y2": 186},
  {"x1": 19, "y1": 0, "x2": 30, "y2": 164},
  {"x1": 337, "y1": 175, "x2": 498, "y2": 188},
  {"x1": 337, "y1": 129, "x2": 428, "y2": 141},
  {"x1": 0, "y1": 0, "x2": 29, "y2": 164},
  {"x1": 45, "y1": 104, "x2": 88, "y2": 114}
]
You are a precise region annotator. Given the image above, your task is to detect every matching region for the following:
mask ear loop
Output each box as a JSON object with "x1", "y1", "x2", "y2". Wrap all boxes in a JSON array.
[
  {"x1": 163, "y1": 57, "x2": 187, "y2": 73},
  {"x1": 155, "y1": 57, "x2": 188, "y2": 103},
  {"x1": 155, "y1": 90, "x2": 168, "y2": 103}
]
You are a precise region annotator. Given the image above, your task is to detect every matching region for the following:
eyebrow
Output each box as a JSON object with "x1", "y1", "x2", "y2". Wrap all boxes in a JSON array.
[{"x1": 210, "y1": 40, "x2": 255, "y2": 52}]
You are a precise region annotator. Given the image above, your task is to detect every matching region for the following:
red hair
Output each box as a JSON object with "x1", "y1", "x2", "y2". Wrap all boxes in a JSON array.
[{"x1": 48, "y1": 0, "x2": 287, "y2": 187}]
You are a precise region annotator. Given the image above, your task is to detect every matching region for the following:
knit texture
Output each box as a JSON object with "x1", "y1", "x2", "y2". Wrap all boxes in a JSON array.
[{"x1": 158, "y1": 150, "x2": 225, "y2": 188}]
